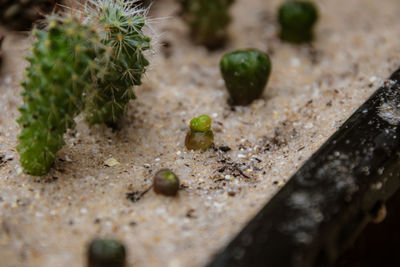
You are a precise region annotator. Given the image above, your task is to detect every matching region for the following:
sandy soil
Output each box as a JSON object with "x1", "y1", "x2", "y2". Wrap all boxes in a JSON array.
[{"x1": 1, "y1": 0, "x2": 400, "y2": 266}]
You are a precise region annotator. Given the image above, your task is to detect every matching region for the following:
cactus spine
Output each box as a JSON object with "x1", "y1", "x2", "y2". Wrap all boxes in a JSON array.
[
  {"x1": 180, "y1": 0, "x2": 235, "y2": 48},
  {"x1": 17, "y1": 0, "x2": 151, "y2": 175}
]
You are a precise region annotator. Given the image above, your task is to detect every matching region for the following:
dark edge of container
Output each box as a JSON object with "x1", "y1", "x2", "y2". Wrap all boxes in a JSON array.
[{"x1": 207, "y1": 68, "x2": 400, "y2": 267}]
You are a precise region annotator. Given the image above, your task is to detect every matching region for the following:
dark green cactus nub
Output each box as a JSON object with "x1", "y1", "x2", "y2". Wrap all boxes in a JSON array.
[
  {"x1": 88, "y1": 238, "x2": 126, "y2": 267},
  {"x1": 180, "y1": 0, "x2": 235, "y2": 48},
  {"x1": 190, "y1": 114, "x2": 212, "y2": 132},
  {"x1": 185, "y1": 115, "x2": 214, "y2": 151},
  {"x1": 153, "y1": 169, "x2": 180, "y2": 196},
  {"x1": 220, "y1": 49, "x2": 271, "y2": 106},
  {"x1": 278, "y1": 1, "x2": 318, "y2": 43}
]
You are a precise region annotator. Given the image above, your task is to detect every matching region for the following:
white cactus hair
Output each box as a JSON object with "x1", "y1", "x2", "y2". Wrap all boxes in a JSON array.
[{"x1": 84, "y1": 0, "x2": 149, "y2": 17}]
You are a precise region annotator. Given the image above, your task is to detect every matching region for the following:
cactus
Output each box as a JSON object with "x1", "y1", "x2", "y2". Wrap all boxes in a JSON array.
[
  {"x1": 185, "y1": 115, "x2": 214, "y2": 151},
  {"x1": 17, "y1": 18, "x2": 99, "y2": 176},
  {"x1": 84, "y1": 1, "x2": 151, "y2": 126},
  {"x1": 220, "y1": 49, "x2": 271, "y2": 105},
  {"x1": 179, "y1": 0, "x2": 235, "y2": 48},
  {"x1": 278, "y1": 1, "x2": 318, "y2": 43},
  {"x1": 17, "y1": 0, "x2": 151, "y2": 175}
]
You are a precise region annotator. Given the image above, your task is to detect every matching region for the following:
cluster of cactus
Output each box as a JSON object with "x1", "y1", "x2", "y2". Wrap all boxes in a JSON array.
[
  {"x1": 17, "y1": 0, "x2": 151, "y2": 175},
  {"x1": 179, "y1": 0, "x2": 318, "y2": 47},
  {"x1": 0, "y1": 0, "x2": 58, "y2": 30},
  {"x1": 179, "y1": 0, "x2": 235, "y2": 48}
]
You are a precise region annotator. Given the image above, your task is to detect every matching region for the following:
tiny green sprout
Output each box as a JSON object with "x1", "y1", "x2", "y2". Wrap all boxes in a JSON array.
[
  {"x1": 220, "y1": 49, "x2": 271, "y2": 105},
  {"x1": 190, "y1": 114, "x2": 212, "y2": 132},
  {"x1": 153, "y1": 169, "x2": 180, "y2": 197},
  {"x1": 278, "y1": 1, "x2": 318, "y2": 43},
  {"x1": 88, "y1": 238, "x2": 126, "y2": 267},
  {"x1": 185, "y1": 115, "x2": 214, "y2": 151}
]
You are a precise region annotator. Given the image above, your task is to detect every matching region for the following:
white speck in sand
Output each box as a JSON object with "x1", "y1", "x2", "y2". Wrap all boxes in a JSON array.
[{"x1": 290, "y1": 57, "x2": 301, "y2": 67}]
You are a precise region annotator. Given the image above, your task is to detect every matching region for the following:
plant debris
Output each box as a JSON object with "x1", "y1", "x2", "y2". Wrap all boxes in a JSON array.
[
  {"x1": 126, "y1": 186, "x2": 152, "y2": 203},
  {"x1": 104, "y1": 158, "x2": 121, "y2": 167}
]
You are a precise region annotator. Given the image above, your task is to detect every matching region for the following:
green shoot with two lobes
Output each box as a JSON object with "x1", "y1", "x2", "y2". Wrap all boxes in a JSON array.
[{"x1": 17, "y1": 0, "x2": 151, "y2": 175}]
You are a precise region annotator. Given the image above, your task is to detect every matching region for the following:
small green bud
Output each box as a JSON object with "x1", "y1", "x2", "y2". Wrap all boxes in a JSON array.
[
  {"x1": 220, "y1": 49, "x2": 271, "y2": 105},
  {"x1": 190, "y1": 114, "x2": 212, "y2": 132},
  {"x1": 278, "y1": 1, "x2": 318, "y2": 43},
  {"x1": 153, "y1": 169, "x2": 180, "y2": 196},
  {"x1": 87, "y1": 238, "x2": 126, "y2": 267}
]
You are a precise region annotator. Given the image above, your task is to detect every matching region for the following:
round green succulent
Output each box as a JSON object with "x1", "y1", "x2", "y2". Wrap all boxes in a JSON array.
[
  {"x1": 87, "y1": 238, "x2": 126, "y2": 267},
  {"x1": 220, "y1": 49, "x2": 271, "y2": 105},
  {"x1": 278, "y1": 0, "x2": 318, "y2": 43},
  {"x1": 153, "y1": 169, "x2": 180, "y2": 196}
]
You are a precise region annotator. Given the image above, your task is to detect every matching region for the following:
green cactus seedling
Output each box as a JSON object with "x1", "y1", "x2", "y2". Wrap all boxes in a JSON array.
[
  {"x1": 17, "y1": 0, "x2": 151, "y2": 175},
  {"x1": 180, "y1": 0, "x2": 235, "y2": 48},
  {"x1": 185, "y1": 115, "x2": 214, "y2": 151},
  {"x1": 220, "y1": 49, "x2": 271, "y2": 106},
  {"x1": 88, "y1": 238, "x2": 126, "y2": 267},
  {"x1": 278, "y1": 1, "x2": 318, "y2": 43},
  {"x1": 153, "y1": 169, "x2": 180, "y2": 196}
]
